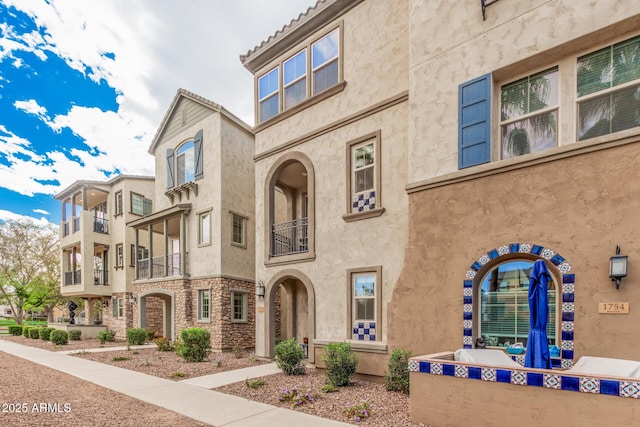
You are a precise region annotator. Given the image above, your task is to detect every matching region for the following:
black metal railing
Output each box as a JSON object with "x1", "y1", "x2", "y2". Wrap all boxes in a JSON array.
[
  {"x1": 271, "y1": 217, "x2": 308, "y2": 256},
  {"x1": 93, "y1": 269, "x2": 108, "y2": 285},
  {"x1": 93, "y1": 217, "x2": 108, "y2": 234},
  {"x1": 64, "y1": 270, "x2": 82, "y2": 286},
  {"x1": 62, "y1": 222, "x2": 69, "y2": 237},
  {"x1": 72, "y1": 217, "x2": 80, "y2": 233},
  {"x1": 136, "y1": 253, "x2": 184, "y2": 279}
]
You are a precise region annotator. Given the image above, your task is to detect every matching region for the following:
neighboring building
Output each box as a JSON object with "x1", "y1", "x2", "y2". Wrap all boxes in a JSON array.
[
  {"x1": 241, "y1": 0, "x2": 409, "y2": 373},
  {"x1": 128, "y1": 89, "x2": 255, "y2": 350},
  {"x1": 382, "y1": 1, "x2": 640, "y2": 425},
  {"x1": 55, "y1": 175, "x2": 155, "y2": 336}
]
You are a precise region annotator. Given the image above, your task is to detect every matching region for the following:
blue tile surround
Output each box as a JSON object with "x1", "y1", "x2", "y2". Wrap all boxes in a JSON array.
[
  {"x1": 352, "y1": 191, "x2": 376, "y2": 213},
  {"x1": 352, "y1": 321, "x2": 376, "y2": 341},
  {"x1": 463, "y1": 243, "x2": 576, "y2": 369},
  {"x1": 408, "y1": 356, "x2": 640, "y2": 399}
]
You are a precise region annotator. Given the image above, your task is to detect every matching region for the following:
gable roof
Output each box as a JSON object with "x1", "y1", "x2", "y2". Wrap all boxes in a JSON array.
[
  {"x1": 55, "y1": 175, "x2": 154, "y2": 200},
  {"x1": 240, "y1": 0, "x2": 364, "y2": 74},
  {"x1": 147, "y1": 88, "x2": 252, "y2": 155}
]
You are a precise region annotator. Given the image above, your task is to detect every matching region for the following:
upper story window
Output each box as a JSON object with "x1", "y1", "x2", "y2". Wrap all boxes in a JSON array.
[
  {"x1": 115, "y1": 191, "x2": 123, "y2": 215},
  {"x1": 458, "y1": 33, "x2": 640, "y2": 169},
  {"x1": 256, "y1": 28, "x2": 342, "y2": 124},
  {"x1": 231, "y1": 213, "x2": 247, "y2": 247},
  {"x1": 199, "y1": 211, "x2": 211, "y2": 246},
  {"x1": 344, "y1": 132, "x2": 383, "y2": 220},
  {"x1": 115, "y1": 243, "x2": 123, "y2": 268},
  {"x1": 166, "y1": 129, "x2": 204, "y2": 189},
  {"x1": 177, "y1": 141, "x2": 195, "y2": 185},
  {"x1": 577, "y1": 35, "x2": 640, "y2": 141},
  {"x1": 131, "y1": 192, "x2": 152, "y2": 216},
  {"x1": 500, "y1": 67, "x2": 559, "y2": 159}
]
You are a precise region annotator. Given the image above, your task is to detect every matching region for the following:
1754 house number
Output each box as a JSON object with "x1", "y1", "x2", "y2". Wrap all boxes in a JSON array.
[{"x1": 598, "y1": 302, "x2": 629, "y2": 314}]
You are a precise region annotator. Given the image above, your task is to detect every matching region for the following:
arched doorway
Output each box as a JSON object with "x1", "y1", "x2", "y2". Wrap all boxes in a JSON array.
[
  {"x1": 138, "y1": 289, "x2": 175, "y2": 341},
  {"x1": 264, "y1": 269, "x2": 316, "y2": 363}
]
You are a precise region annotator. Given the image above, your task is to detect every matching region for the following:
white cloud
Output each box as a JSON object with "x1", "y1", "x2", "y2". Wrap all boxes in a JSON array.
[
  {"x1": 0, "y1": 209, "x2": 54, "y2": 226},
  {"x1": 32, "y1": 208, "x2": 49, "y2": 215},
  {"x1": 14, "y1": 99, "x2": 48, "y2": 120}
]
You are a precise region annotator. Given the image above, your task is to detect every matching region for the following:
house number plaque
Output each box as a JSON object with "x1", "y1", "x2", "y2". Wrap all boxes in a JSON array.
[{"x1": 598, "y1": 302, "x2": 629, "y2": 314}]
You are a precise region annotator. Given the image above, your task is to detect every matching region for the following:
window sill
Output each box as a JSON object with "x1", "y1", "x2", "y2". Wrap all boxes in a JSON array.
[
  {"x1": 231, "y1": 319, "x2": 248, "y2": 324},
  {"x1": 342, "y1": 207, "x2": 385, "y2": 222},
  {"x1": 265, "y1": 252, "x2": 315, "y2": 267},
  {"x1": 197, "y1": 319, "x2": 211, "y2": 324},
  {"x1": 231, "y1": 241, "x2": 247, "y2": 249},
  {"x1": 313, "y1": 338, "x2": 387, "y2": 354},
  {"x1": 198, "y1": 241, "x2": 212, "y2": 248},
  {"x1": 254, "y1": 81, "x2": 347, "y2": 132}
]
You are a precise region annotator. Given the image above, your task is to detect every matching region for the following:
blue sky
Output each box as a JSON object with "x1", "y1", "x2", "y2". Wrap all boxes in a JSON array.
[{"x1": 0, "y1": 0, "x2": 316, "y2": 225}]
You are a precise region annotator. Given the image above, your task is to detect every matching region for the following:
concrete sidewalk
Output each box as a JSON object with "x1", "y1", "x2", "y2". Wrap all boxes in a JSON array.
[{"x1": 0, "y1": 339, "x2": 349, "y2": 426}]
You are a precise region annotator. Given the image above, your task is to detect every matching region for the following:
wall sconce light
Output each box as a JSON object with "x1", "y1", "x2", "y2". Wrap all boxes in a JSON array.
[
  {"x1": 102, "y1": 299, "x2": 109, "y2": 308},
  {"x1": 129, "y1": 294, "x2": 138, "y2": 304},
  {"x1": 256, "y1": 281, "x2": 265, "y2": 301},
  {"x1": 609, "y1": 245, "x2": 628, "y2": 290}
]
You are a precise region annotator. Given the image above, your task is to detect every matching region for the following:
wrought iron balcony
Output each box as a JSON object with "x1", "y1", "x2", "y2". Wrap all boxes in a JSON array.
[
  {"x1": 72, "y1": 217, "x2": 80, "y2": 233},
  {"x1": 62, "y1": 222, "x2": 70, "y2": 237},
  {"x1": 136, "y1": 253, "x2": 185, "y2": 280},
  {"x1": 271, "y1": 217, "x2": 308, "y2": 257},
  {"x1": 93, "y1": 217, "x2": 108, "y2": 234},
  {"x1": 64, "y1": 270, "x2": 82, "y2": 286},
  {"x1": 93, "y1": 269, "x2": 108, "y2": 285}
]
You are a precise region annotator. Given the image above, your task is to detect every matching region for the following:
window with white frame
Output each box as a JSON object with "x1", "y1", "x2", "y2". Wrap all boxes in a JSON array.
[
  {"x1": 199, "y1": 211, "x2": 211, "y2": 246},
  {"x1": 115, "y1": 243, "x2": 123, "y2": 267},
  {"x1": 500, "y1": 67, "x2": 559, "y2": 159},
  {"x1": 177, "y1": 140, "x2": 195, "y2": 185},
  {"x1": 232, "y1": 213, "x2": 246, "y2": 246},
  {"x1": 131, "y1": 193, "x2": 152, "y2": 216},
  {"x1": 231, "y1": 290, "x2": 248, "y2": 322},
  {"x1": 256, "y1": 28, "x2": 341, "y2": 124},
  {"x1": 347, "y1": 132, "x2": 381, "y2": 216},
  {"x1": 115, "y1": 190, "x2": 123, "y2": 215},
  {"x1": 198, "y1": 289, "x2": 210, "y2": 322},
  {"x1": 577, "y1": 35, "x2": 640, "y2": 141},
  {"x1": 348, "y1": 267, "x2": 381, "y2": 341},
  {"x1": 354, "y1": 274, "x2": 375, "y2": 321},
  {"x1": 477, "y1": 260, "x2": 557, "y2": 347},
  {"x1": 112, "y1": 297, "x2": 123, "y2": 318}
]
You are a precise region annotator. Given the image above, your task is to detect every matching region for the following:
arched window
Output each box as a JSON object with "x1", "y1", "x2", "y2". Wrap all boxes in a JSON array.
[
  {"x1": 477, "y1": 259, "x2": 557, "y2": 347},
  {"x1": 176, "y1": 140, "x2": 195, "y2": 185}
]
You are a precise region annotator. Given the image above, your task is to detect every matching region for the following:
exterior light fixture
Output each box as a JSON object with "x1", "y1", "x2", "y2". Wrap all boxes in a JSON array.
[
  {"x1": 129, "y1": 294, "x2": 138, "y2": 304},
  {"x1": 102, "y1": 299, "x2": 109, "y2": 308},
  {"x1": 256, "y1": 281, "x2": 265, "y2": 301},
  {"x1": 609, "y1": 246, "x2": 628, "y2": 290}
]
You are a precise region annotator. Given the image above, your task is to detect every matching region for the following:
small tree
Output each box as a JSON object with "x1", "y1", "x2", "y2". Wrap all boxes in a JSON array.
[
  {"x1": 274, "y1": 338, "x2": 306, "y2": 375},
  {"x1": 323, "y1": 341, "x2": 359, "y2": 387}
]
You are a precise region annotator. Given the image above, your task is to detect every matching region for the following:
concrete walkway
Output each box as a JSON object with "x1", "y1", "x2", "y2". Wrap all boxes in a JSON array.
[{"x1": 0, "y1": 339, "x2": 349, "y2": 426}]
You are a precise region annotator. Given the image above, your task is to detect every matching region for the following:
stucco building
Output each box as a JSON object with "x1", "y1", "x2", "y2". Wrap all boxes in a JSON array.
[
  {"x1": 241, "y1": 0, "x2": 409, "y2": 373},
  {"x1": 55, "y1": 175, "x2": 155, "y2": 336},
  {"x1": 127, "y1": 89, "x2": 256, "y2": 351}
]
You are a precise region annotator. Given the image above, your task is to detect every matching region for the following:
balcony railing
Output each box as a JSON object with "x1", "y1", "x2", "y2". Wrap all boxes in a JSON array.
[
  {"x1": 93, "y1": 216, "x2": 108, "y2": 234},
  {"x1": 64, "y1": 270, "x2": 82, "y2": 286},
  {"x1": 72, "y1": 217, "x2": 80, "y2": 233},
  {"x1": 62, "y1": 222, "x2": 69, "y2": 237},
  {"x1": 271, "y1": 217, "x2": 308, "y2": 257},
  {"x1": 136, "y1": 253, "x2": 184, "y2": 280},
  {"x1": 93, "y1": 269, "x2": 108, "y2": 285}
]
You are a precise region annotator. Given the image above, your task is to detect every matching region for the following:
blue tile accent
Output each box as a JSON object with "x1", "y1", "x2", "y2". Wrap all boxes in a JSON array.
[
  {"x1": 443, "y1": 364, "x2": 455, "y2": 376},
  {"x1": 463, "y1": 312, "x2": 472, "y2": 320},
  {"x1": 353, "y1": 328, "x2": 358, "y2": 334},
  {"x1": 600, "y1": 380, "x2": 620, "y2": 396},
  {"x1": 358, "y1": 335, "x2": 364, "y2": 340},
  {"x1": 358, "y1": 322, "x2": 364, "y2": 328},
  {"x1": 468, "y1": 367, "x2": 482, "y2": 379},
  {"x1": 527, "y1": 372, "x2": 544, "y2": 387},
  {"x1": 531, "y1": 245, "x2": 543, "y2": 255},
  {"x1": 496, "y1": 370, "x2": 511, "y2": 383},
  {"x1": 488, "y1": 249, "x2": 499, "y2": 259},
  {"x1": 364, "y1": 329, "x2": 369, "y2": 334},
  {"x1": 419, "y1": 361, "x2": 430, "y2": 373},
  {"x1": 509, "y1": 243, "x2": 520, "y2": 253},
  {"x1": 370, "y1": 335, "x2": 375, "y2": 340},
  {"x1": 562, "y1": 311, "x2": 575, "y2": 321},
  {"x1": 562, "y1": 350, "x2": 574, "y2": 360},
  {"x1": 463, "y1": 344, "x2": 472, "y2": 349},
  {"x1": 463, "y1": 328, "x2": 472, "y2": 336},
  {"x1": 561, "y1": 376, "x2": 579, "y2": 391},
  {"x1": 562, "y1": 293, "x2": 575, "y2": 303},
  {"x1": 550, "y1": 254, "x2": 565, "y2": 266},
  {"x1": 551, "y1": 358, "x2": 561, "y2": 368},
  {"x1": 562, "y1": 331, "x2": 574, "y2": 341},
  {"x1": 463, "y1": 296, "x2": 472, "y2": 304},
  {"x1": 463, "y1": 280, "x2": 473, "y2": 288},
  {"x1": 471, "y1": 261, "x2": 482, "y2": 271},
  {"x1": 563, "y1": 274, "x2": 575, "y2": 283}
]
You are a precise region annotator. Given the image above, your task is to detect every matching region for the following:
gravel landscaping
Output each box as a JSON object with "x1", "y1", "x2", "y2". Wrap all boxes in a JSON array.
[{"x1": 1, "y1": 335, "x2": 425, "y2": 426}]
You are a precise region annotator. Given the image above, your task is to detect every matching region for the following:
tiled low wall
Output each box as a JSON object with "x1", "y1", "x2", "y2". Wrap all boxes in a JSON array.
[{"x1": 409, "y1": 352, "x2": 640, "y2": 426}]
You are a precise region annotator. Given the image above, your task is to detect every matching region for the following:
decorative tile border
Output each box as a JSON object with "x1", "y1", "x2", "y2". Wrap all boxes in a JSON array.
[
  {"x1": 463, "y1": 242, "x2": 574, "y2": 368},
  {"x1": 352, "y1": 321, "x2": 376, "y2": 341},
  {"x1": 409, "y1": 356, "x2": 640, "y2": 399}
]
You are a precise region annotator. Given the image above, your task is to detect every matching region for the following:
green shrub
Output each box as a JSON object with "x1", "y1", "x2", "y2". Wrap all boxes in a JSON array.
[
  {"x1": 322, "y1": 341, "x2": 359, "y2": 387},
  {"x1": 126, "y1": 328, "x2": 147, "y2": 346},
  {"x1": 385, "y1": 349, "x2": 412, "y2": 393},
  {"x1": 146, "y1": 330, "x2": 157, "y2": 342},
  {"x1": 274, "y1": 338, "x2": 306, "y2": 375},
  {"x1": 245, "y1": 378, "x2": 266, "y2": 389},
  {"x1": 97, "y1": 330, "x2": 115, "y2": 344},
  {"x1": 176, "y1": 328, "x2": 211, "y2": 362},
  {"x1": 154, "y1": 337, "x2": 174, "y2": 352},
  {"x1": 344, "y1": 400, "x2": 373, "y2": 422},
  {"x1": 170, "y1": 371, "x2": 187, "y2": 379},
  {"x1": 28, "y1": 327, "x2": 40, "y2": 339},
  {"x1": 38, "y1": 327, "x2": 53, "y2": 341},
  {"x1": 50, "y1": 330, "x2": 68, "y2": 345},
  {"x1": 22, "y1": 326, "x2": 31, "y2": 338},
  {"x1": 69, "y1": 329, "x2": 82, "y2": 341},
  {"x1": 8, "y1": 325, "x2": 23, "y2": 336},
  {"x1": 112, "y1": 356, "x2": 129, "y2": 361}
]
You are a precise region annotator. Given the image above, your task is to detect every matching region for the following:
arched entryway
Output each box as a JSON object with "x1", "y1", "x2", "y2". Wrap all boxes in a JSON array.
[
  {"x1": 264, "y1": 269, "x2": 316, "y2": 363},
  {"x1": 138, "y1": 289, "x2": 175, "y2": 341}
]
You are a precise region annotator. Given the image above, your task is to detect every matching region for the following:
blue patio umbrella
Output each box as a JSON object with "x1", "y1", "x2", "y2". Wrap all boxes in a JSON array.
[{"x1": 524, "y1": 259, "x2": 551, "y2": 369}]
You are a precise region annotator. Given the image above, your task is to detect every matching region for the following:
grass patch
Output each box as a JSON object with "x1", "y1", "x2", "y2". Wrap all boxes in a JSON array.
[
  {"x1": 112, "y1": 356, "x2": 130, "y2": 362},
  {"x1": 245, "y1": 378, "x2": 267, "y2": 389},
  {"x1": 170, "y1": 371, "x2": 187, "y2": 379}
]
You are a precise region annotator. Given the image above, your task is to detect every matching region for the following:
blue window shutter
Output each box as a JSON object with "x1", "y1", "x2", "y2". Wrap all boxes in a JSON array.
[
  {"x1": 194, "y1": 129, "x2": 203, "y2": 180},
  {"x1": 458, "y1": 74, "x2": 491, "y2": 169},
  {"x1": 166, "y1": 148, "x2": 175, "y2": 189}
]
